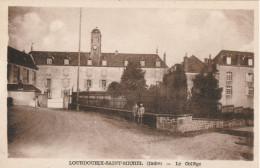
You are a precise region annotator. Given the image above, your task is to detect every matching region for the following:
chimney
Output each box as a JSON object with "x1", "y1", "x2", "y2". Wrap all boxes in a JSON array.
[
  {"x1": 163, "y1": 52, "x2": 166, "y2": 65},
  {"x1": 208, "y1": 54, "x2": 212, "y2": 73},
  {"x1": 115, "y1": 50, "x2": 118, "y2": 55},
  {"x1": 156, "y1": 46, "x2": 158, "y2": 54},
  {"x1": 31, "y1": 43, "x2": 34, "y2": 51},
  {"x1": 184, "y1": 53, "x2": 188, "y2": 72}
]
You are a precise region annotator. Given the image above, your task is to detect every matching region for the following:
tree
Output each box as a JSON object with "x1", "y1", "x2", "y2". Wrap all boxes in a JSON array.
[
  {"x1": 191, "y1": 72, "x2": 222, "y2": 117},
  {"x1": 107, "y1": 81, "x2": 121, "y2": 98},
  {"x1": 171, "y1": 65, "x2": 188, "y2": 113},
  {"x1": 120, "y1": 62, "x2": 147, "y2": 108}
]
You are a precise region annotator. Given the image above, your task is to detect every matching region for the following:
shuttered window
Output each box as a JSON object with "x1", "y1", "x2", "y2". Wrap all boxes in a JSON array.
[
  {"x1": 226, "y1": 86, "x2": 232, "y2": 95},
  {"x1": 226, "y1": 72, "x2": 232, "y2": 81},
  {"x1": 246, "y1": 73, "x2": 253, "y2": 82},
  {"x1": 246, "y1": 87, "x2": 254, "y2": 96}
]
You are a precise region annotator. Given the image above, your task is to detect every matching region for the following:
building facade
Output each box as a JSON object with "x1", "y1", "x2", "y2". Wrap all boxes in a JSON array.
[
  {"x1": 30, "y1": 28, "x2": 167, "y2": 108},
  {"x1": 213, "y1": 50, "x2": 254, "y2": 109},
  {"x1": 7, "y1": 46, "x2": 41, "y2": 105}
]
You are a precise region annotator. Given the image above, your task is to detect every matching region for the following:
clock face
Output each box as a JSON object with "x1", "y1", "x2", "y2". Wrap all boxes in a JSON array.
[{"x1": 93, "y1": 45, "x2": 97, "y2": 50}]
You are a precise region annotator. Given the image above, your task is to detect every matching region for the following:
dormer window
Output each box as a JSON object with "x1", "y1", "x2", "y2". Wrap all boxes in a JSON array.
[
  {"x1": 226, "y1": 57, "x2": 231, "y2": 65},
  {"x1": 155, "y1": 61, "x2": 161, "y2": 67},
  {"x1": 47, "y1": 58, "x2": 52, "y2": 65},
  {"x1": 124, "y1": 60, "x2": 129, "y2": 66},
  {"x1": 102, "y1": 60, "x2": 107, "y2": 66},
  {"x1": 87, "y1": 59, "x2": 93, "y2": 66},
  {"x1": 248, "y1": 58, "x2": 253, "y2": 66},
  {"x1": 64, "y1": 59, "x2": 69, "y2": 65},
  {"x1": 140, "y1": 61, "x2": 145, "y2": 67}
]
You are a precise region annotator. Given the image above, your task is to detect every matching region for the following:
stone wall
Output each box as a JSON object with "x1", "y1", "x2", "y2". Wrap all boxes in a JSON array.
[
  {"x1": 78, "y1": 105, "x2": 253, "y2": 133},
  {"x1": 156, "y1": 116, "x2": 253, "y2": 133}
]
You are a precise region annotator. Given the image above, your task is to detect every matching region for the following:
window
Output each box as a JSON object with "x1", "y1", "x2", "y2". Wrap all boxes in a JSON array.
[
  {"x1": 46, "y1": 79, "x2": 52, "y2": 99},
  {"x1": 102, "y1": 80, "x2": 106, "y2": 88},
  {"x1": 47, "y1": 79, "x2": 51, "y2": 90},
  {"x1": 155, "y1": 61, "x2": 161, "y2": 67},
  {"x1": 27, "y1": 69, "x2": 29, "y2": 84},
  {"x1": 140, "y1": 61, "x2": 145, "y2": 67},
  {"x1": 246, "y1": 87, "x2": 254, "y2": 96},
  {"x1": 7, "y1": 64, "x2": 10, "y2": 81},
  {"x1": 47, "y1": 58, "x2": 52, "y2": 65},
  {"x1": 226, "y1": 72, "x2": 232, "y2": 81},
  {"x1": 246, "y1": 73, "x2": 253, "y2": 82},
  {"x1": 102, "y1": 60, "x2": 107, "y2": 66},
  {"x1": 64, "y1": 59, "x2": 69, "y2": 65},
  {"x1": 84, "y1": 79, "x2": 92, "y2": 90},
  {"x1": 33, "y1": 71, "x2": 36, "y2": 84},
  {"x1": 124, "y1": 60, "x2": 129, "y2": 66},
  {"x1": 87, "y1": 80, "x2": 92, "y2": 87},
  {"x1": 226, "y1": 57, "x2": 231, "y2": 65},
  {"x1": 87, "y1": 59, "x2": 93, "y2": 66},
  {"x1": 84, "y1": 79, "x2": 92, "y2": 88},
  {"x1": 17, "y1": 67, "x2": 20, "y2": 82},
  {"x1": 226, "y1": 86, "x2": 232, "y2": 95},
  {"x1": 248, "y1": 59, "x2": 253, "y2": 66}
]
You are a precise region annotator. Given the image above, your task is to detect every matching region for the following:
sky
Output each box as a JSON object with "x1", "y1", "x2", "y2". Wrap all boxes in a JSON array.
[{"x1": 8, "y1": 7, "x2": 254, "y2": 67}]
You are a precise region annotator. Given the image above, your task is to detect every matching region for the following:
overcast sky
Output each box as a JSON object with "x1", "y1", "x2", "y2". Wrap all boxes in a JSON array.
[{"x1": 8, "y1": 7, "x2": 254, "y2": 67}]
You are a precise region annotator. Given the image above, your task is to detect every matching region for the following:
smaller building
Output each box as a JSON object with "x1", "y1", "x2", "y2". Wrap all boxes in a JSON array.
[
  {"x1": 7, "y1": 46, "x2": 41, "y2": 106},
  {"x1": 166, "y1": 55, "x2": 206, "y2": 99}
]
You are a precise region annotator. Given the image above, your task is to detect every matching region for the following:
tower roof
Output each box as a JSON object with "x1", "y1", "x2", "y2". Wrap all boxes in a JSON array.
[{"x1": 91, "y1": 28, "x2": 100, "y2": 33}]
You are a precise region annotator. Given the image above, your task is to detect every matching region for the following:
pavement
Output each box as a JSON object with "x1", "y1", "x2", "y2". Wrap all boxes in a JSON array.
[{"x1": 8, "y1": 105, "x2": 253, "y2": 160}]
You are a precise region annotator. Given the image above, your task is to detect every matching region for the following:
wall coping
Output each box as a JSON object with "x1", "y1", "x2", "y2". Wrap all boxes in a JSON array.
[{"x1": 79, "y1": 104, "x2": 192, "y2": 118}]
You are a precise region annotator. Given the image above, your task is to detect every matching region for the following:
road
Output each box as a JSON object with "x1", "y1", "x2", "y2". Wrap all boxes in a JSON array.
[{"x1": 8, "y1": 106, "x2": 253, "y2": 160}]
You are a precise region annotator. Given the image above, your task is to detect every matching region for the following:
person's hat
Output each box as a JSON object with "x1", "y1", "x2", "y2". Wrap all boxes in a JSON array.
[{"x1": 140, "y1": 104, "x2": 143, "y2": 106}]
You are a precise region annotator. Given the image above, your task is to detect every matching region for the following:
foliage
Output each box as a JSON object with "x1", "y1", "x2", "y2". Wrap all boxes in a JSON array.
[
  {"x1": 191, "y1": 72, "x2": 222, "y2": 117},
  {"x1": 170, "y1": 65, "x2": 188, "y2": 113},
  {"x1": 107, "y1": 81, "x2": 121, "y2": 98},
  {"x1": 120, "y1": 62, "x2": 148, "y2": 108}
]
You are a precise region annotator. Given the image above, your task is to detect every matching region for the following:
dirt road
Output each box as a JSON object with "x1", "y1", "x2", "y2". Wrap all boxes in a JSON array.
[{"x1": 8, "y1": 106, "x2": 253, "y2": 160}]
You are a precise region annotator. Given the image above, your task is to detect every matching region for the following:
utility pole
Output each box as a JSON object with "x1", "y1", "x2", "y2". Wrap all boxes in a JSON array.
[{"x1": 76, "y1": 8, "x2": 82, "y2": 111}]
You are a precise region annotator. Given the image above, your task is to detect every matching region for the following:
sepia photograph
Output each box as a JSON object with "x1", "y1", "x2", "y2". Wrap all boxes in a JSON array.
[{"x1": 1, "y1": 0, "x2": 258, "y2": 167}]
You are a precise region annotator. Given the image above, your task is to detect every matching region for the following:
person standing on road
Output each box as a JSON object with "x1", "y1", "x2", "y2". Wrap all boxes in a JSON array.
[
  {"x1": 132, "y1": 103, "x2": 138, "y2": 122},
  {"x1": 138, "y1": 104, "x2": 145, "y2": 124}
]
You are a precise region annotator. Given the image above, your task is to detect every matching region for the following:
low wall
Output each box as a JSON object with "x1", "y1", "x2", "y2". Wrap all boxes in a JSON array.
[
  {"x1": 80, "y1": 105, "x2": 158, "y2": 128},
  {"x1": 8, "y1": 91, "x2": 35, "y2": 106},
  {"x1": 78, "y1": 105, "x2": 253, "y2": 133},
  {"x1": 156, "y1": 117, "x2": 253, "y2": 133}
]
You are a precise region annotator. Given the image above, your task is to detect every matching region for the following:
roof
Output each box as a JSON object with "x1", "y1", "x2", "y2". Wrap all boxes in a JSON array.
[
  {"x1": 167, "y1": 55, "x2": 205, "y2": 74},
  {"x1": 185, "y1": 55, "x2": 206, "y2": 73},
  {"x1": 213, "y1": 50, "x2": 254, "y2": 67},
  {"x1": 91, "y1": 28, "x2": 101, "y2": 33},
  {"x1": 8, "y1": 84, "x2": 41, "y2": 93},
  {"x1": 29, "y1": 51, "x2": 168, "y2": 68},
  {"x1": 8, "y1": 46, "x2": 38, "y2": 70}
]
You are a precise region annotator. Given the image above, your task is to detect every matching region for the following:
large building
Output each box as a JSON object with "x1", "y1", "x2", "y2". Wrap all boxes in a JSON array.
[
  {"x1": 30, "y1": 28, "x2": 168, "y2": 108},
  {"x1": 213, "y1": 50, "x2": 254, "y2": 109},
  {"x1": 7, "y1": 46, "x2": 41, "y2": 105}
]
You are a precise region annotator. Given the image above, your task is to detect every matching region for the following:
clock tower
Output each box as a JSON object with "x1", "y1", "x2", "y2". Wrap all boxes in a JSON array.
[{"x1": 90, "y1": 28, "x2": 102, "y2": 63}]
